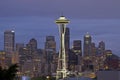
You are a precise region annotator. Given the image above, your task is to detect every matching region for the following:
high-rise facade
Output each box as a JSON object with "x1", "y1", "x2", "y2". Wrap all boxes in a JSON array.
[
  {"x1": 45, "y1": 36, "x2": 56, "y2": 63},
  {"x1": 45, "y1": 36, "x2": 56, "y2": 51},
  {"x1": 45, "y1": 36, "x2": 56, "y2": 75},
  {"x1": 68, "y1": 40, "x2": 82, "y2": 71},
  {"x1": 26, "y1": 38, "x2": 37, "y2": 51},
  {"x1": 72, "y1": 40, "x2": 82, "y2": 56},
  {"x1": 68, "y1": 50, "x2": 78, "y2": 71},
  {"x1": 91, "y1": 42, "x2": 96, "y2": 56},
  {"x1": 4, "y1": 30, "x2": 15, "y2": 53},
  {"x1": 65, "y1": 27, "x2": 70, "y2": 54},
  {"x1": 65, "y1": 27, "x2": 70, "y2": 71},
  {"x1": 18, "y1": 38, "x2": 43, "y2": 77},
  {"x1": 97, "y1": 41, "x2": 105, "y2": 55},
  {"x1": 83, "y1": 32, "x2": 92, "y2": 57}
]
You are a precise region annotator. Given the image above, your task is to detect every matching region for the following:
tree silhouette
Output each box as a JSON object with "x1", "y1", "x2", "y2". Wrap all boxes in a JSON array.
[{"x1": 0, "y1": 64, "x2": 18, "y2": 80}]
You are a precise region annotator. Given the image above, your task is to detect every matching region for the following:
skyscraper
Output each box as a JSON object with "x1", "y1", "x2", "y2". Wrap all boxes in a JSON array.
[
  {"x1": 26, "y1": 38, "x2": 37, "y2": 51},
  {"x1": 4, "y1": 30, "x2": 15, "y2": 53},
  {"x1": 72, "y1": 40, "x2": 82, "y2": 56},
  {"x1": 45, "y1": 36, "x2": 56, "y2": 75},
  {"x1": 45, "y1": 36, "x2": 56, "y2": 51},
  {"x1": 65, "y1": 27, "x2": 70, "y2": 71},
  {"x1": 65, "y1": 27, "x2": 70, "y2": 54},
  {"x1": 25, "y1": 38, "x2": 38, "y2": 62},
  {"x1": 4, "y1": 30, "x2": 15, "y2": 66},
  {"x1": 91, "y1": 42, "x2": 96, "y2": 56},
  {"x1": 97, "y1": 41, "x2": 105, "y2": 55},
  {"x1": 84, "y1": 32, "x2": 92, "y2": 57},
  {"x1": 68, "y1": 40, "x2": 82, "y2": 71},
  {"x1": 45, "y1": 36, "x2": 56, "y2": 63}
]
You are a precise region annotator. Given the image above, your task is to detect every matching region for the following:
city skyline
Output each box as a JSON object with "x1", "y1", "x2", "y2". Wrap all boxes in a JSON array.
[
  {"x1": 0, "y1": 0, "x2": 120, "y2": 56},
  {"x1": 0, "y1": 27, "x2": 119, "y2": 56},
  {"x1": 0, "y1": 18, "x2": 120, "y2": 56},
  {"x1": 0, "y1": 22, "x2": 119, "y2": 79},
  {"x1": 0, "y1": 0, "x2": 120, "y2": 80}
]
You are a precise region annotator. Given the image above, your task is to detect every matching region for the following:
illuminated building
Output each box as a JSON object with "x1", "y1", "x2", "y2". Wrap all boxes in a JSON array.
[
  {"x1": 72, "y1": 40, "x2": 82, "y2": 56},
  {"x1": 45, "y1": 36, "x2": 56, "y2": 75},
  {"x1": 98, "y1": 41, "x2": 105, "y2": 51},
  {"x1": 83, "y1": 33, "x2": 95, "y2": 71},
  {"x1": 4, "y1": 30, "x2": 15, "y2": 66},
  {"x1": 104, "y1": 50, "x2": 112, "y2": 57},
  {"x1": 45, "y1": 36, "x2": 56, "y2": 52},
  {"x1": 12, "y1": 51, "x2": 19, "y2": 64},
  {"x1": 4, "y1": 30, "x2": 15, "y2": 53},
  {"x1": 68, "y1": 40, "x2": 82, "y2": 71},
  {"x1": 97, "y1": 41, "x2": 105, "y2": 55},
  {"x1": 55, "y1": 16, "x2": 70, "y2": 80},
  {"x1": 68, "y1": 50, "x2": 78, "y2": 71},
  {"x1": 26, "y1": 38, "x2": 37, "y2": 51},
  {"x1": 104, "y1": 54, "x2": 119, "y2": 70},
  {"x1": 21, "y1": 60, "x2": 34, "y2": 77},
  {"x1": 0, "y1": 51, "x2": 6, "y2": 68},
  {"x1": 91, "y1": 42, "x2": 96, "y2": 56},
  {"x1": 69, "y1": 40, "x2": 82, "y2": 71},
  {"x1": 83, "y1": 32, "x2": 92, "y2": 57},
  {"x1": 45, "y1": 36, "x2": 56, "y2": 63}
]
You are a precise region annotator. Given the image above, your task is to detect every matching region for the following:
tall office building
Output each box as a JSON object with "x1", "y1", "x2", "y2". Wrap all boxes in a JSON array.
[
  {"x1": 4, "y1": 30, "x2": 15, "y2": 53},
  {"x1": 65, "y1": 27, "x2": 70, "y2": 71},
  {"x1": 68, "y1": 50, "x2": 78, "y2": 71},
  {"x1": 83, "y1": 32, "x2": 92, "y2": 57},
  {"x1": 91, "y1": 42, "x2": 96, "y2": 56},
  {"x1": 97, "y1": 41, "x2": 105, "y2": 55},
  {"x1": 45, "y1": 36, "x2": 56, "y2": 75},
  {"x1": 45, "y1": 36, "x2": 56, "y2": 63},
  {"x1": 4, "y1": 30, "x2": 15, "y2": 66},
  {"x1": 69, "y1": 40, "x2": 82, "y2": 70},
  {"x1": 45, "y1": 36, "x2": 56, "y2": 51},
  {"x1": 72, "y1": 40, "x2": 82, "y2": 56},
  {"x1": 19, "y1": 39, "x2": 42, "y2": 77},
  {"x1": 65, "y1": 27, "x2": 70, "y2": 54},
  {"x1": 26, "y1": 38, "x2": 37, "y2": 51}
]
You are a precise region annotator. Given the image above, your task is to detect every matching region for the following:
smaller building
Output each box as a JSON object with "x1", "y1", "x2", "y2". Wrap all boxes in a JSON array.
[{"x1": 0, "y1": 51, "x2": 6, "y2": 68}]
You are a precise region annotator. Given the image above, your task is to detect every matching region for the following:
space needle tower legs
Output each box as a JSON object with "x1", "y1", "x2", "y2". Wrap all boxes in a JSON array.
[{"x1": 55, "y1": 16, "x2": 70, "y2": 80}]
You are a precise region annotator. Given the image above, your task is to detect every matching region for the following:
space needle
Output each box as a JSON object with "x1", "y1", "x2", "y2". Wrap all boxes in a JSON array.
[{"x1": 55, "y1": 16, "x2": 70, "y2": 80}]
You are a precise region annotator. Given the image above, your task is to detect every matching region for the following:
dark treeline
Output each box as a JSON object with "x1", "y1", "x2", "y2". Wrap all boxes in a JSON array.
[{"x1": 0, "y1": 64, "x2": 18, "y2": 80}]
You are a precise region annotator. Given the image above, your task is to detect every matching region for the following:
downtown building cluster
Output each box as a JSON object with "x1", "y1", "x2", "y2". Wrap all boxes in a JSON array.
[{"x1": 0, "y1": 28, "x2": 120, "y2": 78}]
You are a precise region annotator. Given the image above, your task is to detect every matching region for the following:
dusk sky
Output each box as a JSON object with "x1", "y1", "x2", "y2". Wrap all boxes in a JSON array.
[{"x1": 0, "y1": 0, "x2": 120, "y2": 56}]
